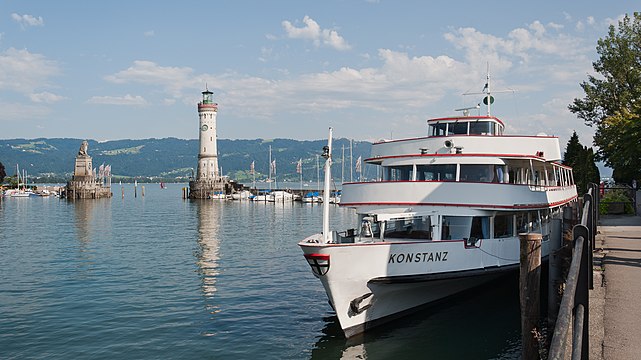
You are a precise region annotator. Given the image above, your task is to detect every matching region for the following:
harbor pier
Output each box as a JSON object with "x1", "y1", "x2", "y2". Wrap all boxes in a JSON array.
[{"x1": 589, "y1": 212, "x2": 641, "y2": 359}]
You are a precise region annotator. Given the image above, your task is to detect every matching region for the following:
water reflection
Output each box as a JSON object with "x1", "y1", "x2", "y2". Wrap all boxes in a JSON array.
[
  {"x1": 194, "y1": 201, "x2": 221, "y2": 311},
  {"x1": 310, "y1": 274, "x2": 522, "y2": 359},
  {"x1": 72, "y1": 199, "x2": 112, "y2": 245}
]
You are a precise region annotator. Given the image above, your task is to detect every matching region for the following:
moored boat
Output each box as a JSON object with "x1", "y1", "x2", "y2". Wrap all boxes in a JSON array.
[{"x1": 298, "y1": 80, "x2": 578, "y2": 337}]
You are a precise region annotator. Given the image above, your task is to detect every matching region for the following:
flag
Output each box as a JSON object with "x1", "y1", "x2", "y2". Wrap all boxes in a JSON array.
[
  {"x1": 106, "y1": 165, "x2": 111, "y2": 177},
  {"x1": 250, "y1": 161, "x2": 255, "y2": 175},
  {"x1": 296, "y1": 159, "x2": 302, "y2": 174},
  {"x1": 271, "y1": 160, "x2": 276, "y2": 174},
  {"x1": 99, "y1": 163, "x2": 105, "y2": 178},
  {"x1": 355, "y1": 156, "x2": 362, "y2": 173}
]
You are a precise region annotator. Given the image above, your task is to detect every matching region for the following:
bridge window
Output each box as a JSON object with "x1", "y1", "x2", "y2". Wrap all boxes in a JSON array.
[
  {"x1": 469, "y1": 121, "x2": 495, "y2": 135},
  {"x1": 448, "y1": 122, "x2": 468, "y2": 135},
  {"x1": 430, "y1": 123, "x2": 447, "y2": 136},
  {"x1": 416, "y1": 164, "x2": 456, "y2": 181}
]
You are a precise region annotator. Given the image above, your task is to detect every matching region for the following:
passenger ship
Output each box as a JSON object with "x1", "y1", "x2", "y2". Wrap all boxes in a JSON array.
[{"x1": 299, "y1": 89, "x2": 578, "y2": 337}]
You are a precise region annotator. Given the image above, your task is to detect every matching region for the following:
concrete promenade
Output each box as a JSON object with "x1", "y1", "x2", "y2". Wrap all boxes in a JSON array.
[{"x1": 590, "y1": 214, "x2": 641, "y2": 359}]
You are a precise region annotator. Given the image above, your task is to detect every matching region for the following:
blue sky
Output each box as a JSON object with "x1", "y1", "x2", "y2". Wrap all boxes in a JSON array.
[{"x1": 0, "y1": 1, "x2": 637, "y2": 150}]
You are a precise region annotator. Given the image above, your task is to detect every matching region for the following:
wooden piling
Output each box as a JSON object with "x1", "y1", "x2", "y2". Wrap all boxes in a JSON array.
[
  {"x1": 519, "y1": 232, "x2": 542, "y2": 360},
  {"x1": 142, "y1": 185, "x2": 145, "y2": 197}
]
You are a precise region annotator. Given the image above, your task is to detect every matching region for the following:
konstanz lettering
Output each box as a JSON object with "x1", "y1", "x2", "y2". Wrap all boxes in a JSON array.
[{"x1": 388, "y1": 251, "x2": 448, "y2": 263}]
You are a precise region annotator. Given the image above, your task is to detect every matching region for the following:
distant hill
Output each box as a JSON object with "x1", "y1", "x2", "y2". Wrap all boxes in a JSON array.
[{"x1": 0, "y1": 138, "x2": 372, "y2": 183}]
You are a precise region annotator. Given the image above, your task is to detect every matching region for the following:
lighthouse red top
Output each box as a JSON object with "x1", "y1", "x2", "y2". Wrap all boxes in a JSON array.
[{"x1": 198, "y1": 88, "x2": 218, "y2": 111}]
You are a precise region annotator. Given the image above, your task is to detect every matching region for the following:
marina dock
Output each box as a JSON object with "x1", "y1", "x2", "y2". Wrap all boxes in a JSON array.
[{"x1": 590, "y1": 212, "x2": 641, "y2": 359}]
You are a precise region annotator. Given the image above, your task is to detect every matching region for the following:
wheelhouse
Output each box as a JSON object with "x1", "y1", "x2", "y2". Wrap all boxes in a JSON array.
[{"x1": 428, "y1": 116, "x2": 504, "y2": 137}]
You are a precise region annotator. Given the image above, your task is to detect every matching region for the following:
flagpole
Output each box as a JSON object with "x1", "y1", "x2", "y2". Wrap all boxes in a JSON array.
[
  {"x1": 341, "y1": 144, "x2": 345, "y2": 184},
  {"x1": 350, "y1": 139, "x2": 353, "y2": 182}
]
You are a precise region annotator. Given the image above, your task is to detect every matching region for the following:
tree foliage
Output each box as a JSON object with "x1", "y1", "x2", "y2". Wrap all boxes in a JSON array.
[
  {"x1": 569, "y1": 12, "x2": 641, "y2": 183},
  {"x1": 563, "y1": 131, "x2": 600, "y2": 195},
  {"x1": 0, "y1": 161, "x2": 6, "y2": 184}
]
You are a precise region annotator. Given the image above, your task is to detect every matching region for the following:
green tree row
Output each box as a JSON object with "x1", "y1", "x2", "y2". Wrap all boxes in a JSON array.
[
  {"x1": 563, "y1": 132, "x2": 600, "y2": 195},
  {"x1": 570, "y1": 12, "x2": 641, "y2": 185}
]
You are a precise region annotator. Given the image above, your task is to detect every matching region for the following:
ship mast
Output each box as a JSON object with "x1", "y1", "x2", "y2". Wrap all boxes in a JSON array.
[
  {"x1": 321, "y1": 127, "x2": 333, "y2": 243},
  {"x1": 484, "y1": 63, "x2": 492, "y2": 117}
]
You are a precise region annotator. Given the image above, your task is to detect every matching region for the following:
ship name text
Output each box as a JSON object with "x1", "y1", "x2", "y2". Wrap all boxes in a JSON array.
[{"x1": 388, "y1": 251, "x2": 448, "y2": 264}]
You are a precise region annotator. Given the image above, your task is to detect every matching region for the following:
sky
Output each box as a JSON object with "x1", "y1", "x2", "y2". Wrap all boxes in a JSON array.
[{"x1": 0, "y1": 1, "x2": 637, "y2": 151}]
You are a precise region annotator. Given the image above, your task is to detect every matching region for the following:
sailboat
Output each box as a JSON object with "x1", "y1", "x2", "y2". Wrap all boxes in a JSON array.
[{"x1": 10, "y1": 165, "x2": 32, "y2": 197}]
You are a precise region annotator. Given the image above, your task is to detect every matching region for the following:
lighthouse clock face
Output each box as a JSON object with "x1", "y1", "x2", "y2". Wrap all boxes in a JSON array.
[{"x1": 201, "y1": 124, "x2": 208, "y2": 132}]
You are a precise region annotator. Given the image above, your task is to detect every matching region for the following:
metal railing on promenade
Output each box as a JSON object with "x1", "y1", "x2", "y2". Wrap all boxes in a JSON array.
[{"x1": 548, "y1": 183, "x2": 598, "y2": 360}]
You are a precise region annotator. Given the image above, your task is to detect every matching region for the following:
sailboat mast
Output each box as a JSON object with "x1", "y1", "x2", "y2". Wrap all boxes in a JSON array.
[{"x1": 268, "y1": 145, "x2": 272, "y2": 191}]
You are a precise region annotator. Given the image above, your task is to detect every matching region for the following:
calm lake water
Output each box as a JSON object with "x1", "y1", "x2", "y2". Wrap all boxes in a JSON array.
[{"x1": 0, "y1": 184, "x2": 521, "y2": 359}]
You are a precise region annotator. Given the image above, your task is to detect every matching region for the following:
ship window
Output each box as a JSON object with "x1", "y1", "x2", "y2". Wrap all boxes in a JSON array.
[
  {"x1": 441, "y1": 216, "x2": 471, "y2": 240},
  {"x1": 383, "y1": 165, "x2": 413, "y2": 181},
  {"x1": 469, "y1": 121, "x2": 495, "y2": 135},
  {"x1": 459, "y1": 164, "x2": 496, "y2": 182},
  {"x1": 494, "y1": 214, "x2": 514, "y2": 238},
  {"x1": 430, "y1": 123, "x2": 447, "y2": 136},
  {"x1": 516, "y1": 211, "x2": 540, "y2": 233},
  {"x1": 384, "y1": 216, "x2": 432, "y2": 240},
  {"x1": 416, "y1": 164, "x2": 456, "y2": 181},
  {"x1": 448, "y1": 122, "x2": 468, "y2": 135},
  {"x1": 471, "y1": 216, "x2": 491, "y2": 239}
]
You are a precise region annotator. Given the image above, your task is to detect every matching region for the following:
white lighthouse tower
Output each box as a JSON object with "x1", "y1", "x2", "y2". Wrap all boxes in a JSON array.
[
  {"x1": 197, "y1": 88, "x2": 219, "y2": 180},
  {"x1": 189, "y1": 87, "x2": 228, "y2": 198}
]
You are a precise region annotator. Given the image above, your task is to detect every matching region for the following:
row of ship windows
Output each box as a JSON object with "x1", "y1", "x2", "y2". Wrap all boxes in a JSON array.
[
  {"x1": 363, "y1": 209, "x2": 556, "y2": 241},
  {"x1": 381, "y1": 164, "x2": 574, "y2": 186},
  {"x1": 428, "y1": 121, "x2": 502, "y2": 137}
]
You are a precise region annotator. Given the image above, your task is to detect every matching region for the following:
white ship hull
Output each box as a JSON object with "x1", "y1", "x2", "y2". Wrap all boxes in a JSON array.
[{"x1": 300, "y1": 230, "x2": 544, "y2": 336}]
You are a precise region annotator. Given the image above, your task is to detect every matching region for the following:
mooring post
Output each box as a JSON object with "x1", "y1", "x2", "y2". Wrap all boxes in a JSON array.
[
  {"x1": 548, "y1": 218, "x2": 562, "y2": 340},
  {"x1": 519, "y1": 232, "x2": 542, "y2": 360},
  {"x1": 142, "y1": 185, "x2": 145, "y2": 197}
]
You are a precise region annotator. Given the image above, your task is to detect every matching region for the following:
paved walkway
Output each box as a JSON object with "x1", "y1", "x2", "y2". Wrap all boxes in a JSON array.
[{"x1": 591, "y1": 215, "x2": 641, "y2": 360}]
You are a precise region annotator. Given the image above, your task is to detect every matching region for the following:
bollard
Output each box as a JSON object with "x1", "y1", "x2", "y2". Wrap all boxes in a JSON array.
[{"x1": 519, "y1": 232, "x2": 542, "y2": 360}]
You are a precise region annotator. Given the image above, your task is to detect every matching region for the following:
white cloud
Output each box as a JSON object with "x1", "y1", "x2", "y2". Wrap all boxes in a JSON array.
[
  {"x1": 30, "y1": 92, "x2": 66, "y2": 104},
  {"x1": 282, "y1": 16, "x2": 351, "y2": 51},
  {"x1": 0, "y1": 48, "x2": 60, "y2": 94},
  {"x1": 105, "y1": 60, "x2": 197, "y2": 97},
  {"x1": 144, "y1": 30, "x2": 155, "y2": 37},
  {"x1": 0, "y1": 101, "x2": 51, "y2": 122},
  {"x1": 444, "y1": 21, "x2": 587, "y2": 67},
  {"x1": 11, "y1": 13, "x2": 44, "y2": 28},
  {"x1": 87, "y1": 94, "x2": 147, "y2": 106}
]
